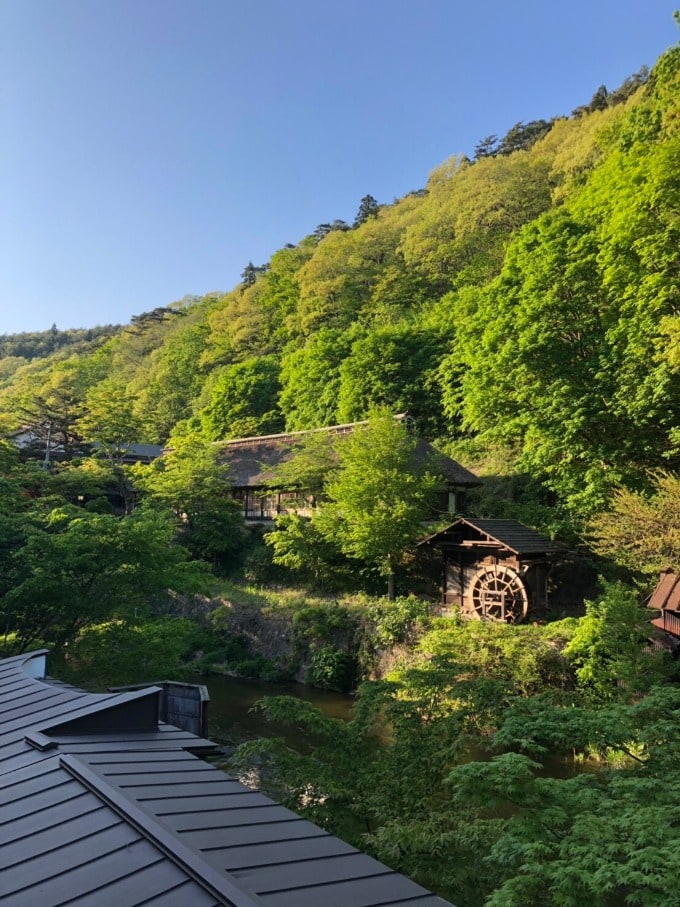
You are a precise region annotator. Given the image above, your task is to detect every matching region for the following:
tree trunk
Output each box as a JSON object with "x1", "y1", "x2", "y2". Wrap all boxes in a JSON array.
[{"x1": 387, "y1": 570, "x2": 395, "y2": 601}]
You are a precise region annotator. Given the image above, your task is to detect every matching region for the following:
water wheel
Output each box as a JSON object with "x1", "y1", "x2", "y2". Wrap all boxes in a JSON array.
[{"x1": 469, "y1": 565, "x2": 529, "y2": 623}]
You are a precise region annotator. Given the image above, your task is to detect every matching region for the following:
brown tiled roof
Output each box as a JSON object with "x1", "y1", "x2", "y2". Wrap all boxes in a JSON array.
[{"x1": 647, "y1": 571, "x2": 680, "y2": 612}]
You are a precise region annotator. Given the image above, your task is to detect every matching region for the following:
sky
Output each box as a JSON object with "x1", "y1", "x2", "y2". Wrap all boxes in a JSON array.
[{"x1": 1, "y1": 1, "x2": 677, "y2": 335}]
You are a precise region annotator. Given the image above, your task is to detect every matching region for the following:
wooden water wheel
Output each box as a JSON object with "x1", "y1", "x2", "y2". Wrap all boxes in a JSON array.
[{"x1": 469, "y1": 565, "x2": 529, "y2": 623}]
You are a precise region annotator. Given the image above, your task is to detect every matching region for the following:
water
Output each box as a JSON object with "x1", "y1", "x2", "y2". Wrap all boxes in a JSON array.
[
  {"x1": 202, "y1": 673, "x2": 355, "y2": 747},
  {"x1": 201, "y1": 674, "x2": 599, "y2": 779}
]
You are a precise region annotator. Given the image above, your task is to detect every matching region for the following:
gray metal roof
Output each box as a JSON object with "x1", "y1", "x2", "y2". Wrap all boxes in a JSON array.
[
  {"x1": 1, "y1": 756, "x2": 224, "y2": 907},
  {"x1": 421, "y1": 518, "x2": 560, "y2": 555},
  {"x1": 0, "y1": 650, "x2": 453, "y2": 907}
]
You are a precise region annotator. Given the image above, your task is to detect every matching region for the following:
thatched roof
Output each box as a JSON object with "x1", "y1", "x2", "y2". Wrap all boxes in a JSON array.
[{"x1": 214, "y1": 420, "x2": 480, "y2": 489}]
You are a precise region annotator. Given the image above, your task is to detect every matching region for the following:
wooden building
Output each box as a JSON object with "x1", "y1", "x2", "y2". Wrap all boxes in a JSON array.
[
  {"x1": 215, "y1": 418, "x2": 480, "y2": 522},
  {"x1": 0, "y1": 649, "x2": 453, "y2": 906},
  {"x1": 419, "y1": 518, "x2": 562, "y2": 623},
  {"x1": 647, "y1": 569, "x2": 680, "y2": 651}
]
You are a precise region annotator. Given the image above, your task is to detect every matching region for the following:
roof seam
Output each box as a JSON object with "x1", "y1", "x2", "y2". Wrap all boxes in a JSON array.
[
  {"x1": 49, "y1": 854, "x2": 173, "y2": 907},
  {"x1": 252, "y1": 868, "x2": 396, "y2": 895},
  {"x1": 4, "y1": 802, "x2": 108, "y2": 847},
  {"x1": 0, "y1": 788, "x2": 86, "y2": 827},
  {"x1": 2, "y1": 832, "x2": 150, "y2": 894},
  {"x1": 200, "y1": 831, "x2": 331, "y2": 853}
]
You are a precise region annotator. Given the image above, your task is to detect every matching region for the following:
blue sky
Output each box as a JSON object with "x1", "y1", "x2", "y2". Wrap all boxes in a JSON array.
[{"x1": 1, "y1": 0, "x2": 676, "y2": 334}]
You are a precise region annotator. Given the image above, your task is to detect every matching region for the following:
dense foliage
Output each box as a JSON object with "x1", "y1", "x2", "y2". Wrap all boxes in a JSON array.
[
  {"x1": 230, "y1": 590, "x2": 678, "y2": 907},
  {"x1": 0, "y1": 441, "x2": 222, "y2": 654},
  {"x1": 265, "y1": 411, "x2": 440, "y2": 597}
]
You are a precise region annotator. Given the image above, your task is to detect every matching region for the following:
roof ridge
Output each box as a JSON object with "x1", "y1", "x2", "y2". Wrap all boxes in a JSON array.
[
  {"x1": 62, "y1": 753, "x2": 267, "y2": 907},
  {"x1": 25, "y1": 687, "x2": 163, "y2": 752},
  {"x1": 210, "y1": 414, "x2": 410, "y2": 449}
]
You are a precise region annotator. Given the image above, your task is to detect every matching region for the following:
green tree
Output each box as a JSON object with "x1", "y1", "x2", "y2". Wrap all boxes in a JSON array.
[
  {"x1": 229, "y1": 617, "x2": 574, "y2": 905},
  {"x1": 61, "y1": 617, "x2": 212, "y2": 687},
  {"x1": 265, "y1": 513, "x2": 349, "y2": 588},
  {"x1": 264, "y1": 429, "x2": 337, "y2": 497},
  {"x1": 312, "y1": 410, "x2": 439, "y2": 598},
  {"x1": 132, "y1": 313, "x2": 211, "y2": 443},
  {"x1": 8, "y1": 354, "x2": 103, "y2": 456},
  {"x1": 240, "y1": 261, "x2": 259, "y2": 288},
  {"x1": 76, "y1": 378, "x2": 144, "y2": 461},
  {"x1": 475, "y1": 686, "x2": 680, "y2": 907},
  {"x1": 0, "y1": 445, "x2": 36, "y2": 624},
  {"x1": 45, "y1": 457, "x2": 122, "y2": 512},
  {"x1": 495, "y1": 118, "x2": 554, "y2": 154},
  {"x1": 199, "y1": 356, "x2": 284, "y2": 441},
  {"x1": 400, "y1": 152, "x2": 555, "y2": 292},
  {"x1": 589, "y1": 472, "x2": 680, "y2": 576},
  {"x1": 293, "y1": 207, "x2": 411, "y2": 337},
  {"x1": 453, "y1": 208, "x2": 626, "y2": 518},
  {"x1": 130, "y1": 431, "x2": 244, "y2": 569},
  {"x1": 563, "y1": 582, "x2": 673, "y2": 701},
  {"x1": 336, "y1": 323, "x2": 449, "y2": 437},
  {"x1": 474, "y1": 134, "x2": 499, "y2": 159},
  {"x1": 255, "y1": 239, "x2": 316, "y2": 352},
  {"x1": 293, "y1": 228, "x2": 370, "y2": 335},
  {"x1": 353, "y1": 193, "x2": 380, "y2": 227},
  {"x1": 232, "y1": 614, "x2": 680, "y2": 907},
  {"x1": 278, "y1": 329, "x2": 352, "y2": 430},
  {"x1": 2, "y1": 506, "x2": 207, "y2": 652}
]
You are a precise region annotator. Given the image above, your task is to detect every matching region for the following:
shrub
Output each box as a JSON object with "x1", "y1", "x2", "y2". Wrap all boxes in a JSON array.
[
  {"x1": 60, "y1": 617, "x2": 211, "y2": 687},
  {"x1": 305, "y1": 645, "x2": 357, "y2": 692}
]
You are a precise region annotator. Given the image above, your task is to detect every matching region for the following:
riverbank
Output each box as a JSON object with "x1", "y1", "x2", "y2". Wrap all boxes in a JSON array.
[{"x1": 157, "y1": 582, "x2": 435, "y2": 692}]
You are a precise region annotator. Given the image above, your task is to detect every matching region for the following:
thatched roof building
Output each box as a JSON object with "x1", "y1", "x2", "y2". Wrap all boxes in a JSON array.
[{"x1": 214, "y1": 418, "x2": 479, "y2": 521}]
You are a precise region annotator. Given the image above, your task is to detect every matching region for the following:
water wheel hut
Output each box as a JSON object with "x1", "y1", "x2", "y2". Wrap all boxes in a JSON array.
[{"x1": 419, "y1": 518, "x2": 562, "y2": 623}]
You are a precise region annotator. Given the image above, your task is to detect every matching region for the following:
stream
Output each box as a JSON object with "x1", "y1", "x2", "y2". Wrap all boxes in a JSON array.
[
  {"x1": 201, "y1": 673, "x2": 595, "y2": 779},
  {"x1": 202, "y1": 673, "x2": 355, "y2": 748}
]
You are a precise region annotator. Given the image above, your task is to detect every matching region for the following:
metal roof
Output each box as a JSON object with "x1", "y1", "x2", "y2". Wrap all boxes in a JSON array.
[
  {"x1": 647, "y1": 571, "x2": 680, "y2": 612},
  {"x1": 420, "y1": 518, "x2": 560, "y2": 556},
  {"x1": 0, "y1": 650, "x2": 453, "y2": 907}
]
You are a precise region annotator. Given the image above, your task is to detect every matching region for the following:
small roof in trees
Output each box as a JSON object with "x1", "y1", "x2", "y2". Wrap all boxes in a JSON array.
[
  {"x1": 420, "y1": 517, "x2": 560, "y2": 556},
  {"x1": 647, "y1": 570, "x2": 680, "y2": 613}
]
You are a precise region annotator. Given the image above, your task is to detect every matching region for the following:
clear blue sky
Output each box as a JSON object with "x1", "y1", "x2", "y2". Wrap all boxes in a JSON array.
[{"x1": 1, "y1": 0, "x2": 676, "y2": 334}]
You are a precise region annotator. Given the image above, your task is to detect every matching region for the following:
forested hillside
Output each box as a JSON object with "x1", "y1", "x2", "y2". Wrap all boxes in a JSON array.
[{"x1": 1, "y1": 44, "x2": 678, "y2": 538}]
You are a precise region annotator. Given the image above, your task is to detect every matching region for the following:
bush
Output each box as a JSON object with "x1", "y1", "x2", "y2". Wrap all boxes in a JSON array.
[
  {"x1": 60, "y1": 617, "x2": 211, "y2": 688},
  {"x1": 564, "y1": 580, "x2": 674, "y2": 701},
  {"x1": 240, "y1": 536, "x2": 289, "y2": 584},
  {"x1": 292, "y1": 602, "x2": 357, "y2": 640},
  {"x1": 305, "y1": 645, "x2": 357, "y2": 692},
  {"x1": 194, "y1": 635, "x2": 252, "y2": 668},
  {"x1": 365, "y1": 595, "x2": 433, "y2": 648}
]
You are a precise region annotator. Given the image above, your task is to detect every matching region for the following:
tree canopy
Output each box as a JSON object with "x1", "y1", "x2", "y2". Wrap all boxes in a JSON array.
[{"x1": 267, "y1": 411, "x2": 441, "y2": 597}]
